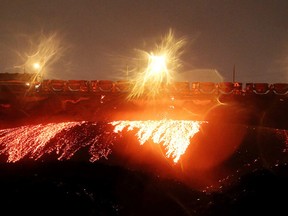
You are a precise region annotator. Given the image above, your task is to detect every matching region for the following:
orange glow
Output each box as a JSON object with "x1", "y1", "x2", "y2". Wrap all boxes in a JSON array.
[{"x1": 111, "y1": 119, "x2": 204, "y2": 163}]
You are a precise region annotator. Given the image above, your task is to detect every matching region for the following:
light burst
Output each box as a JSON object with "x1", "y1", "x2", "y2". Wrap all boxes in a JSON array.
[
  {"x1": 16, "y1": 32, "x2": 67, "y2": 82},
  {"x1": 111, "y1": 119, "x2": 204, "y2": 163},
  {"x1": 128, "y1": 29, "x2": 187, "y2": 100}
]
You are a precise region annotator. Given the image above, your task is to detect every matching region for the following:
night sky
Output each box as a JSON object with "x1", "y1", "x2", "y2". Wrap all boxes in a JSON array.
[{"x1": 1, "y1": 0, "x2": 288, "y2": 83}]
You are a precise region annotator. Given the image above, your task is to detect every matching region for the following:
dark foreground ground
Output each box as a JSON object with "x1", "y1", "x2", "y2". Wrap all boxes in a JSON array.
[{"x1": 0, "y1": 161, "x2": 287, "y2": 216}]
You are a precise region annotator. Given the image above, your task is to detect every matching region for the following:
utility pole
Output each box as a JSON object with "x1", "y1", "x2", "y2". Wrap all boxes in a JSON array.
[{"x1": 233, "y1": 64, "x2": 236, "y2": 83}]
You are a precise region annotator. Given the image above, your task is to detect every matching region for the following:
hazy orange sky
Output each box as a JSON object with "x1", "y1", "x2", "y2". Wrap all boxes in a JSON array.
[{"x1": 1, "y1": 0, "x2": 288, "y2": 83}]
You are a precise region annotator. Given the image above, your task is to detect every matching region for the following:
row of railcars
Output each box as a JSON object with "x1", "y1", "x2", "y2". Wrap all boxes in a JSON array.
[
  {"x1": 1, "y1": 80, "x2": 288, "y2": 96},
  {"x1": 35, "y1": 80, "x2": 288, "y2": 96}
]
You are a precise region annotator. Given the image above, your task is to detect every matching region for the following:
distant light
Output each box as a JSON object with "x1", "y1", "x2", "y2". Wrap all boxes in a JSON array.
[{"x1": 33, "y1": 62, "x2": 41, "y2": 70}]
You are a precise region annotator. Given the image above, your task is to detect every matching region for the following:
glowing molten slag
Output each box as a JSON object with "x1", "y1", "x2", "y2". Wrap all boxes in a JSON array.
[
  {"x1": 0, "y1": 121, "x2": 115, "y2": 163},
  {"x1": 111, "y1": 120, "x2": 203, "y2": 163},
  {"x1": 0, "y1": 120, "x2": 203, "y2": 164}
]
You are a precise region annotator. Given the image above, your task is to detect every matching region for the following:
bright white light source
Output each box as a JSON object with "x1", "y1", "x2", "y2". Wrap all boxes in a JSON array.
[
  {"x1": 33, "y1": 62, "x2": 41, "y2": 70},
  {"x1": 148, "y1": 55, "x2": 167, "y2": 75}
]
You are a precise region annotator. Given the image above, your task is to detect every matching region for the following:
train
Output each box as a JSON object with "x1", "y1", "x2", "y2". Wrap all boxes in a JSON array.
[{"x1": 0, "y1": 73, "x2": 287, "y2": 129}]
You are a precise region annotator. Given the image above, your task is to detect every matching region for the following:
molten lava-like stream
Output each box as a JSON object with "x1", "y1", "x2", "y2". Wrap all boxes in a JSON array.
[
  {"x1": 111, "y1": 120, "x2": 204, "y2": 163},
  {"x1": 0, "y1": 121, "x2": 115, "y2": 163},
  {"x1": 0, "y1": 122, "x2": 78, "y2": 162},
  {"x1": 0, "y1": 120, "x2": 203, "y2": 163}
]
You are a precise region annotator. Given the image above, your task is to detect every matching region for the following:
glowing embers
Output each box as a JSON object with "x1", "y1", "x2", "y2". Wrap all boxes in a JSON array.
[
  {"x1": 0, "y1": 119, "x2": 202, "y2": 164},
  {"x1": 111, "y1": 119, "x2": 204, "y2": 163},
  {"x1": 0, "y1": 122, "x2": 115, "y2": 163}
]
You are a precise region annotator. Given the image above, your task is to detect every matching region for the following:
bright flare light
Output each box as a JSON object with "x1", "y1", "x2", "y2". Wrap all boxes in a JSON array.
[
  {"x1": 25, "y1": 32, "x2": 65, "y2": 71},
  {"x1": 128, "y1": 29, "x2": 186, "y2": 100},
  {"x1": 111, "y1": 119, "x2": 203, "y2": 163},
  {"x1": 147, "y1": 55, "x2": 168, "y2": 75},
  {"x1": 33, "y1": 62, "x2": 41, "y2": 70},
  {"x1": 15, "y1": 32, "x2": 67, "y2": 81}
]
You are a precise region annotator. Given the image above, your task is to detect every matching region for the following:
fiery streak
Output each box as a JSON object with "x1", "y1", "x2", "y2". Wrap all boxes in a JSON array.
[
  {"x1": 0, "y1": 122, "x2": 115, "y2": 163},
  {"x1": 1, "y1": 119, "x2": 287, "y2": 170},
  {"x1": 128, "y1": 29, "x2": 186, "y2": 100},
  {"x1": 0, "y1": 120, "x2": 202, "y2": 164},
  {"x1": 0, "y1": 122, "x2": 77, "y2": 162},
  {"x1": 111, "y1": 120, "x2": 203, "y2": 163}
]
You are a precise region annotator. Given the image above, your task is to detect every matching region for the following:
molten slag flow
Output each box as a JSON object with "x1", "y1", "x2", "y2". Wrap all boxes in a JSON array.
[
  {"x1": 111, "y1": 119, "x2": 204, "y2": 163},
  {"x1": 0, "y1": 121, "x2": 115, "y2": 163},
  {"x1": 0, "y1": 120, "x2": 203, "y2": 164}
]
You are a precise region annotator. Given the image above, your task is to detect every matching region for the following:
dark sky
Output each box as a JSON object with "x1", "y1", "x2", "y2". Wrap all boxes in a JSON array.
[{"x1": 1, "y1": 0, "x2": 288, "y2": 83}]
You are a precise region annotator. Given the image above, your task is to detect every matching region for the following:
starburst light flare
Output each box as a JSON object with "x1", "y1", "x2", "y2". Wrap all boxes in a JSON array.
[
  {"x1": 14, "y1": 32, "x2": 67, "y2": 82},
  {"x1": 128, "y1": 29, "x2": 187, "y2": 100}
]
